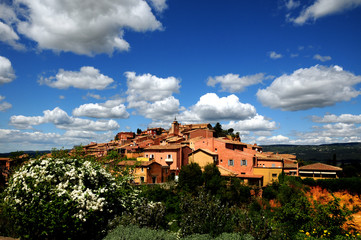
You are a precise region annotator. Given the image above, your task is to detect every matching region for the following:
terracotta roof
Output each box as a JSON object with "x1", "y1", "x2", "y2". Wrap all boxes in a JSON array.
[
  {"x1": 189, "y1": 148, "x2": 218, "y2": 156},
  {"x1": 217, "y1": 165, "x2": 238, "y2": 176},
  {"x1": 144, "y1": 144, "x2": 185, "y2": 150},
  {"x1": 117, "y1": 160, "x2": 161, "y2": 167},
  {"x1": 216, "y1": 138, "x2": 248, "y2": 146},
  {"x1": 256, "y1": 152, "x2": 283, "y2": 160},
  {"x1": 283, "y1": 159, "x2": 298, "y2": 169},
  {"x1": 299, "y1": 163, "x2": 342, "y2": 171}
]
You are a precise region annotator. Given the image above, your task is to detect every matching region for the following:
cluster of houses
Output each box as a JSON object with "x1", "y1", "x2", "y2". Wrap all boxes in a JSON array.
[{"x1": 80, "y1": 119, "x2": 343, "y2": 187}]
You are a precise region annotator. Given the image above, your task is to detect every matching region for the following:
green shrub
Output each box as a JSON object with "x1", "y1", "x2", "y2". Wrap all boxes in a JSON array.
[
  {"x1": 178, "y1": 162, "x2": 203, "y2": 193},
  {"x1": 121, "y1": 199, "x2": 167, "y2": 230},
  {"x1": 3, "y1": 157, "x2": 129, "y2": 240},
  {"x1": 103, "y1": 224, "x2": 177, "y2": 240},
  {"x1": 179, "y1": 191, "x2": 233, "y2": 237}
]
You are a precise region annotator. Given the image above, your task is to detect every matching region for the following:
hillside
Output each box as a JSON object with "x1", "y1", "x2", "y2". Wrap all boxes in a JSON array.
[{"x1": 261, "y1": 142, "x2": 361, "y2": 164}]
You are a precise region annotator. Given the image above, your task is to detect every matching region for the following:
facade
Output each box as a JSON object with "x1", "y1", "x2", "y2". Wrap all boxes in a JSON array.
[
  {"x1": 117, "y1": 160, "x2": 168, "y2": 184},
  {"x1": 188, "y1": 148, "x2": 218, "y2": 168},
  {"x1": 143, "y1": 144, "x2": 193, "y2": 175}
]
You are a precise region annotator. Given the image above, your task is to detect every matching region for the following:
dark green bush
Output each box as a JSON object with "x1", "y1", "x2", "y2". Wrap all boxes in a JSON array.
[
  {"x1": 179, "y1": 191, "x2": 233, "y2": 237},
  {"x1": 103, "y1": 224, "x2": 177, "y2": 240},
  {"x1": 178, "y1": 162, "x2": 203, "y2": 193}
]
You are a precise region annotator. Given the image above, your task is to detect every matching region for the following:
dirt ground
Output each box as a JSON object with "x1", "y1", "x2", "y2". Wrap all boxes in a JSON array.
[{"x1": 306, "y1": 186, "x2": 361, "y2": 232}]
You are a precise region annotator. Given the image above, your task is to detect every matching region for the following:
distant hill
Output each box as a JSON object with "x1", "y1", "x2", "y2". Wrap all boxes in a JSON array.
[
  {"x1": 0, "y1": 150, "x2": 51, "y2": 158},
  {"x1": 261, "y1": 142, "x2": 361, "y2": 164}
]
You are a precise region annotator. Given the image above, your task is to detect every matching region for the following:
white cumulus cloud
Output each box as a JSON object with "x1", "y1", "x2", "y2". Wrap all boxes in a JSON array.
[
  {"x1": 0, "y1": 56, "x2": 16, "y2": 84},
  {"x1": 257, "y1": 65, "x2": 361, "y2": 111},
  {"x1": 290, "y1": 0, "x2": 361, "y2": 25},
  {"x1": 312, "y1": 113, "x2": 361, "y2": 124},
  {"x1": 72, "y1": 99, "x2": 129, "y2": 119},
  {"x1": 224, "y1": 115, "x2": 278, "y2": 135},
  {"x1": 10, "y1": 107, "x2": 119, "y2": 131},
  {"x1": 179, "y1": 93, "x2": 256, "y2": 123},
  {"x1": 0, "y1": 95, "x2": 12, "y2": 111},
  {"x1": 207, "y1": 73, "x2": 266, "y2": 93},
  {"x1": 39, "y1": 66, "x2": 114, "y2": 90},
  {"x1": 5, "y1": 0, "x2": 163, "y2": 55}
]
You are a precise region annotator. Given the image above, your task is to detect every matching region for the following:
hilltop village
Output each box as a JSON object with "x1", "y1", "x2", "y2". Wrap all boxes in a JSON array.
[{"x1": 79, "y1": 119, "x2": 342, "y2": 186}]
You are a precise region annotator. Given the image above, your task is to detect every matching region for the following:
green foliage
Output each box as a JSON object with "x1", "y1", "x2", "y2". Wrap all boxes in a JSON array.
[
  {"x1": 221, "y1": 178, "x2": 251, "y2": 206},
  {"x1": 2, "y1": 157, "x2": 132, "y2": 239},
  {"x1": 179, "y1": 191, "x2": 233, "y2": 237},
  {"x1": 178, "y1": 162, "x2": 203, "y2": 193},
  {"x1": 121, "y1": 199, "x2": 167, "y2": 230},
  {"x1": 313, "y1": 177, "x2": 361, "y2": 195},
  {"x1": 203, "y1": 163, "x2": 224, "y2": 195},
  {"x1": 103, "y1": 224, "x2": 177, "y2": 240}
]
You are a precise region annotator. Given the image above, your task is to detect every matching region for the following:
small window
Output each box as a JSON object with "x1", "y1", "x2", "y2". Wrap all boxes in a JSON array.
[
  {"x1": 241, "y1": 172, "x2": 246, "y2": 175},
  {"x1": 140, "y1": 177, "x2": 145, "y2": 182},
  {"x1": 272, "y1": 173, "x2": 277, "y2": 178},
  {"x1": 215, "y1": 148, "x2": 217, "y2": 152},
  {"x1": 272, "y1": 164, "x2": 275, "y2": 168},
  {"x1": 241, "y1": 160, "x2": 247, "y2": 166},
  {"x1": 150, "y1": 154, "x2": 154, "y2": 159},
  {"x1": 146, "y1": 154, "x2": 149, "y2": 158},
  {"x1": 141, "y1": 167, "x2": 144, "y2": 172},
  {"x1": 228, "y1": 159, "x2": 234, "y2": 166},
  {"x1": 167, "y1": 154, "x2": 172, "y2": 159}
]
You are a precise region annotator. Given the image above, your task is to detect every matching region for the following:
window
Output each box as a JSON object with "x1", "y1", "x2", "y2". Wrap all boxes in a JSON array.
[
  {"x1": 241, "y1": 172, "x2": 246, "y2": 175},
  {"x1": 272, "y1": 164, "x2": 275, "y2": 168},
  {"x1": 215, "y1": 148, "x2": 217, "y2": 152},
  {"x1": 145, "y1": 154, "x2": 148, "y2": 158},
  {"x1": 228, "y1": 159, "x2": 234, "y2": 166},
  {"x1": 167, "y1": 154, "x2": 172, "y2": 159},
  {"x1": 141, "y1": 167, "x2": 144, "y2": 172},
  {"x1": 150, "y1": 154, "x2": 154, "y2": 159},
  {"x1": 272, "y1": 173, "x2": 277, "y2": 178},
  {"x1": 140, "y1": 177, "x2": 144, "y2": 183},
  {"x1": 241, "y1": 160, "x2": 247, "y2": 166}
]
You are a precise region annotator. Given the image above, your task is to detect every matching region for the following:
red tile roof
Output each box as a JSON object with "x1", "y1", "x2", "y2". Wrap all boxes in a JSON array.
[{"x1": 299, "y1": 163, "x2": 342, "y2": 171}]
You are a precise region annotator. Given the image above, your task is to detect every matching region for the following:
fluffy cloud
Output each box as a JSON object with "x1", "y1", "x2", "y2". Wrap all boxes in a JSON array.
[
  {"x1": 257, "y1": 135, "x2": 290, "y2": 144},
  {"x1": 0, "y1": 22, "x2": 24, "y2": 50},
  {"x1": 125, "y1": 72, "x2": 181, "y2": 120},
  {"x1": 39, "y1": 66, "x2": 114, "y2": 90},
  {"x1": 10, "y1": 107, "x2": 119, "y2": 131},
  {"x1": 312, "y1": 113, "x2": 361, "y2": 124},
  {"x1": 290, "y1": 123, "x2": 361, "y2": 144},
  {"x1": 72, "y1": 99, "x2": 129, "y2": 119},
  {"x1": 0, "y1": 56, "x2": 15, "y2": 84},
  {"x1": 224, "y1": 115, "x2": 278, "y2": 135},
  {"x1": 139, "y1": 96, "x2": 181, "y2": 120},
  {"x1": 207, "y1": 73, "x2": 266, "y2": 93},
  {"x1": 179, "y1": 93, "x2": 256, "y2": 123},
  {"x1": 5, "y1": 0, "x2": 163, "y2": 55},
  {"x1": 148, "y1": 0, "x2": 168, "y2": 12},
  {"x1": 0, "y1": 95, "x2": 12, "y2": 111},
  {"x1": 0, "y1": 128, "x2": 115, "y2": 152},
  {"x1": 269, "y1": 51, "x2": 282, "y2": 59},
  {"x1": 313, "y1": 54, "x2": 331, "y2": 62},
  {"x1": 290, "y1": 0, "x2": 361, "y2": 25},
  {"x1": 126, "y1": 72, "x2": 180, "y2": 105},
  {"x1": 257, "y1": 65, "x2": 361, "y2": 111}
]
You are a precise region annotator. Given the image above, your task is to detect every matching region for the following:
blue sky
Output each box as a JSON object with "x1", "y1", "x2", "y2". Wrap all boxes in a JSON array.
[{"x1": 1, "y1": 0, "x2": 361, "y2": 152}]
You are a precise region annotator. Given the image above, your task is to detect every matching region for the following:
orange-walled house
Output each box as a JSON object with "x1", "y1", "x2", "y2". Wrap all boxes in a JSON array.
[
  {"x1": 116, "y1": 160, "x2": 168, "y2": 184},
  {"x1": 143, "y1": 144, "x2": 192, "y2": 178}
]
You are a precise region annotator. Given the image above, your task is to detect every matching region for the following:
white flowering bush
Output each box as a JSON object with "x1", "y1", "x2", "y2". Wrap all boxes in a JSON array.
[{"x1": 3, "y1": 157, "x2": 127, "y2": 240}]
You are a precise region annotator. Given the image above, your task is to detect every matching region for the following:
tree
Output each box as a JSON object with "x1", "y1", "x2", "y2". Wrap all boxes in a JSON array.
[
  {"x1": 203, "y1": 163, "x2": 224, "y2": 195},
  {"x1": 178, "y1": 162, "x2": 203, "y2": 193},
  {"x1": 137, "y1": 128, "x2": 142, "y2": 135}
]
